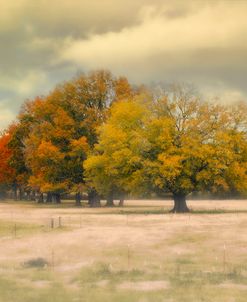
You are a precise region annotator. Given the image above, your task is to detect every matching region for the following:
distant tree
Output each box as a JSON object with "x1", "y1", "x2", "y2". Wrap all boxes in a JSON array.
[
  {"x1": 85, "y1": 85, "x2": 247, "y2": 212},
  {"x1": 0, "y1": 127, "x2": 16, "y2": 199},
  {"x1": 7, "y1": 97, "x2": 44, "y2": 201}
]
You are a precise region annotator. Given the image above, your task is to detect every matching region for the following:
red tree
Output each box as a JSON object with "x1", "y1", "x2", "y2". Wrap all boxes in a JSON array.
[{"x1": 0, "y1": 127, "x2": 16, "y2": 199}]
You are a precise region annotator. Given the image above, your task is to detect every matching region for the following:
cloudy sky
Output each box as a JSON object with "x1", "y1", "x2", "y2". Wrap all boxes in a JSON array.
[{"x1": 1, "y1": 0, "x2": 247, "y2": 130}]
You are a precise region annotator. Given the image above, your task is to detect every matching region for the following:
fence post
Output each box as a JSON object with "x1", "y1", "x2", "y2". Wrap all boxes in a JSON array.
[
  {"x1": 223, "y1": 243, "x2": 226, "y2": 274},
  {"x1": 58, "y1": 216, "x2": 62, "y2": 228},
  {"x1": 14, "y1": 223, "x2": 17, "y2": 238},
  {"x1": 127, "y1": 244, "x2": 130, "y2": 272},
  {"x1": 51, "y1": 249, "x2": 55, "y2": 270}
]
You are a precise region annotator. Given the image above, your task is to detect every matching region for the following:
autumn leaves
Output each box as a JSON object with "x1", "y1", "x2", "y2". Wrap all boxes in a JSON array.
[
  {"x1": 0, "y1": 71, "x2": 134, "y2": 204},
  {"x1": 0, "y1": 71, "x2": 247, "y2": 212},
  {"x1": 85, "y1": 89, "x2": 247, "y2": 212}
]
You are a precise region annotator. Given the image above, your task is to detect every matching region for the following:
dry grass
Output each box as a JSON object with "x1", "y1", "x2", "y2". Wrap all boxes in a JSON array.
[{"x1": 0, "y1": 199, "x2": 246, "y2": 301}]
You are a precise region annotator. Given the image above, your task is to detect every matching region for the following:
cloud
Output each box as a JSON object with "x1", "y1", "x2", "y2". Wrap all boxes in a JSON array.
[
  {"x1": 0, "y1": 102, "x2": 16, "y2": 131},
  {"x1": 0, "y1": 71, "x2": 48, "y2": 96},
  {"x1": 56, "y1": 1, "x2": 247, "y2": 102},
  {"x1": 59, "y1": 2, "x2": 247, "y2": 73},
  {"x1": 0, "y1": 0, "x2": 163, "y2": 38},
  {"x1": 0, "y1": 0, "x2": 247, "y2": 131}
]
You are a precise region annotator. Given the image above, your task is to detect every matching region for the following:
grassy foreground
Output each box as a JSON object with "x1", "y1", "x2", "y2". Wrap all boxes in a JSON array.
[{"x1": 0, "y1": 200, "x2": 246, "y2": 302}]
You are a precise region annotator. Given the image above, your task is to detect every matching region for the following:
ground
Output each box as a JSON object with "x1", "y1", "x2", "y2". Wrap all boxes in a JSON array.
[{"x1": 0, "y1": 199, "x2": 247, "y2": 302}]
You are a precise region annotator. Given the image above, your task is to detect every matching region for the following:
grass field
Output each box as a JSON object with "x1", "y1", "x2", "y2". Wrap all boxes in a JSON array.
[{"x1": 0, "y1": 199, "x2": 246, "y2": 302}]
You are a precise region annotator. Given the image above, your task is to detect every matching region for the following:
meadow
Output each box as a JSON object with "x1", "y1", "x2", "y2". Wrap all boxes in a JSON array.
[{"x1": 0, "y1": 199, "x2": 246, "y2": 302}]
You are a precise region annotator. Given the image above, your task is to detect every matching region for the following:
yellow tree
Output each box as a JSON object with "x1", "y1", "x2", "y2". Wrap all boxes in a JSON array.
[
  {"x1": 84, "y1": 96, "x2": 148, "y2": 206},
  {"x1": 85, "y1": 85, "x2": 247, "y2": 212},
  {"x1": 145, "y1": 85, "x2": 247, "y2": 211}
]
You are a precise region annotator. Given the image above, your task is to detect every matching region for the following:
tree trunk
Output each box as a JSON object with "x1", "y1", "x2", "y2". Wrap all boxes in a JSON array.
[
  {"x1": 25, "y1": 191, "x2": 30, "y2": 200},
  {"x1": 13, "y1": 184, "x2": 18, "y2": 201},
  {"x1": 46, "y1": 192, "x2": 52, "y2": 203},
  {"x1": 75, "y1": 192, "x2": 82, "y2": 207},
  {"x1": 105, "y1": 193, "x2": 114, "y2": 207},
  {"x1": 170, "y1": 194, "x2": 190, "y2": 213},
  {"x1": 53, "y1": 193, "x2": 61, "y2": 204},
  {"x1": 30, "y1": 191, "x2": 36, "y2": 201},
  {"x1": 88, "y1": 189, "x2": 101, "y2": 207},
  {"x1": 19, "y1": 188, "x2": 24, "y2": 200},
  {"x1": 38, "y1": 193, "x2": 44, "y2": 203},
  {"x1": 0, "y1": 191, "x2": 5, "y2": 200},
  {"x1": 119, "y1": 198, "x2": 124, "y2": 207}
]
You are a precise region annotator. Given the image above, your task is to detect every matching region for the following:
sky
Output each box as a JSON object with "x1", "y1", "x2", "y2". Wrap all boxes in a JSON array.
[{"x1": 1, "y1": 0, "x2": 247, "y2": 130}]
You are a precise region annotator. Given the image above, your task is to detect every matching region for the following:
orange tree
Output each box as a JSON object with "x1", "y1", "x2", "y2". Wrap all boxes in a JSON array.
[
  {"x1": 7, "y1": 97, "x2": 46, "y2": 201},
  {"x1": 24, "y1": 70, "x2": 135, "y2": 205},
  {"x1": 0, "y1": 126, "x2": 17, "y2": 199}
]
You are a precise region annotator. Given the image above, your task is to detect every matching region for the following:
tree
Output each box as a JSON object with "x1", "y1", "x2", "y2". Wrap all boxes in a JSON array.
[
  {"x1": 24, "y1": 89, "x2": 90, "y2": 205},
  {"x1": 85, "y1": 85, "x2": 247, "y2": 212},
  {"x1": 0, "y1": 127, "x2": 16, "y2": 199},
  {"x1": 84, "y1": 95, "x2": 150, "y2": 205},
  {"x1": 24, "y1": 70, "x2": 135, "y2": 206}
]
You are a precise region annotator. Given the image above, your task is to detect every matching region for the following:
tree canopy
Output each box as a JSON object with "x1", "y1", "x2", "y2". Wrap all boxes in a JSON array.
[
  {"x1": 4, "y1": 70, "x2": 135, "y2": 205},
  {"x1": 0, "y1": 71, "x2": 246, "y2": 211},
  {"x1": 84, "y1": 84, "x2": 247, "y2": 212}
]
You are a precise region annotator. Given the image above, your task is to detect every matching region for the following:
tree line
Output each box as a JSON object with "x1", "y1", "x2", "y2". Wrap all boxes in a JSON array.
[{"x1": 0, "y1": 70, "x2": 247, "y2": 212}]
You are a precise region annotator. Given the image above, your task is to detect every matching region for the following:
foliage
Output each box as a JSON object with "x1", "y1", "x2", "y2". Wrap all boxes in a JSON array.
[
  {"x1": 1, "y1": 71, "x2": 246, "y2": 209},
  {"x1": 0, "y1": 129, "x2": 15, "y2": 185},
  {"x1": 0, "y1": 126, "x2": 17, "y2": 197},
  {"x1": 84, "y1": 96, "x2": 149, "y2": 197},
  {"x1": 85, "y1": 84, "x2": 247, "y2": 211},
  {"x1": 23, "y1": 70, "x2": 135, "y2": 195}
]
